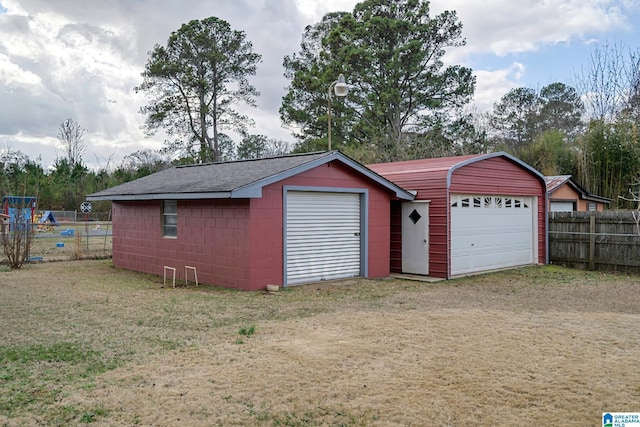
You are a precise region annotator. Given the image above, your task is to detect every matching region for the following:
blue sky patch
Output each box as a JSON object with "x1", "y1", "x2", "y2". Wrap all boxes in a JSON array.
[{"x1": 0, "y1": 2, "x2": 7, "y2": 14}]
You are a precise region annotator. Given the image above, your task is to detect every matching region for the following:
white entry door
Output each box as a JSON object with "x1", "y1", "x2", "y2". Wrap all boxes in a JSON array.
[
  {"x1": 285, "y1": 191, "x2": 362, "y2": 285},
  {"x1": 451, "y1": 194, "x2": 536, "y2": 276},
  {"x1": 401, "y1": 201, "x2": 429, "y2": 275}
]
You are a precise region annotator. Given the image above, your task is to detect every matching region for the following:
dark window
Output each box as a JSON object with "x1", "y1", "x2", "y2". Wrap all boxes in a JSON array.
[{"x1": 163, "y1": 200, "x2": 177, "y2": 237}]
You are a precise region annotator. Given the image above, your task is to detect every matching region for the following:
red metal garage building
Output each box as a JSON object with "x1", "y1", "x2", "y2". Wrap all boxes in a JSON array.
[
  {"x1": 368, "y1": 152, "x2": 547, "y2": 279},
  {"x1": 87, "y1": 151, "x2": 413, "y2": 290}
]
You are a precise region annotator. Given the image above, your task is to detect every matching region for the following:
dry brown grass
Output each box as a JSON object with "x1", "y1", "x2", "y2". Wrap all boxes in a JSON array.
[{"x1": 1, "y1": 261, "x2": 639, "y2": 426}]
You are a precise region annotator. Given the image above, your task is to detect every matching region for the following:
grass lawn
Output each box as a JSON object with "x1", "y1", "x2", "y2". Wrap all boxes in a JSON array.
[{"x1": 1, "y1": 261, "x2": 639, "y2": 426}]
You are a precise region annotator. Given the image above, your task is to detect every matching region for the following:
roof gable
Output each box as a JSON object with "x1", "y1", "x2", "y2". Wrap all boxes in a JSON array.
[
  {"x1": 87, "y1": 151, "x2": 414, "y2": 201},
  {"x1": 544, "y1": 175, "x2": 572, "y2": 193}
]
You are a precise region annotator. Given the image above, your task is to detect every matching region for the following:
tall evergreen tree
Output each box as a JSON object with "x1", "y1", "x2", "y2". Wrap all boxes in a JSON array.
[
  {"x1": 538, "y1": 82, "x2": 584, "y2": 138},
  {"x1": 136, "y1": 17, "x2": 262, "y2": 163},
  {"x1": 489, "y1": 87, "x2": 539, "y2": 151},
  {"x1": 281, "y1": 0, "x2": 475, "y2": 161}
]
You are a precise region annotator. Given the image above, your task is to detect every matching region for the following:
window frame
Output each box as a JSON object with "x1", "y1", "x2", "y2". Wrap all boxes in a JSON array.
[{"x1": 162, "y1": 200, "x2": 178, "y2": 238}]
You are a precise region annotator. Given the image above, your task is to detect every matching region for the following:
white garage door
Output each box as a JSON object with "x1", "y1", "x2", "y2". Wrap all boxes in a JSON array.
[
  {"x1": 285, "y1": 191, "x2": 362, "y2": 285},
  {"x1": 451, "y1": 194, "x2": 536, "y2": 276},
  {"x1": 550, "y1": 201, "x2": 575, "y2": 212}
]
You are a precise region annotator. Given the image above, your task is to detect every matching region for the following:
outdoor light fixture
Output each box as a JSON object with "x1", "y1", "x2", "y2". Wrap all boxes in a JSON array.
[{"x1": 327, "y1": 74, "x2": 348, "y2": 151}]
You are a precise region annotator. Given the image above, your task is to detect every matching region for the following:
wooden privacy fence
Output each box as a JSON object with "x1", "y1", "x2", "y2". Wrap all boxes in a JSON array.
[{"x1": 549, "y1": 211, "x2": 640, "y2": 273}]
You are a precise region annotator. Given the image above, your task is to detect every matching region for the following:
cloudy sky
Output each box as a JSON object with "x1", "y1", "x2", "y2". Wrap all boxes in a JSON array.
[{"x1": 1, "y1": 0, "x2": 638, "y2": 170}]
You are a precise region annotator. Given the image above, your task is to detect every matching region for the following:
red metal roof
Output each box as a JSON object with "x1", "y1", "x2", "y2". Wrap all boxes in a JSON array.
[{"x1": 368, "y1": 154, "x2": 482, "y2": 177}]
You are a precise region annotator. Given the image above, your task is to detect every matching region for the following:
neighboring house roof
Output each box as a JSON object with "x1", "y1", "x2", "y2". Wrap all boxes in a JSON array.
[
  {"x1": 544, "y1": 175, "x2": 572, "y2": 193},
  {"x1": 368, "y1": 151, "x2": 546, "y2": 187},
  {"x1": 544, "y1": 175, "x2": 611, "y2": 204},
  {"x1": 86, "y1": 151, "x2": 415, "y2": 201}
]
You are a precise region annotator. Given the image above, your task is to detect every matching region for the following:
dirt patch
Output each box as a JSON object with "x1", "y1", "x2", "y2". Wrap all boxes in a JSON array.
[{"x1": 1, "y1": 261, "x2": 639, "y2": 426}]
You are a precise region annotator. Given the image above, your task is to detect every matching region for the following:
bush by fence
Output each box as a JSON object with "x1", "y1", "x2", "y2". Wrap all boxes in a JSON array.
[{"x1": 549, "y1": 211, "x2": 640, "y2": 273}]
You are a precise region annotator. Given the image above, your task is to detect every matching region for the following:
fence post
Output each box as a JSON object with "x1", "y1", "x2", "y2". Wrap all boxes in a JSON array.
[{"x1": 589, "y1": 214, "x2": 596, "y2": 270}]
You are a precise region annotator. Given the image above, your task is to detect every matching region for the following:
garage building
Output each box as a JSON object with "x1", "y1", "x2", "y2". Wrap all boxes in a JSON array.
[
  {"x1": 368, "y1": 152, "x2": 547, "y2": 279},
  {"x1": 87, "y1": 151, "x2": 413, "y2": 290}
]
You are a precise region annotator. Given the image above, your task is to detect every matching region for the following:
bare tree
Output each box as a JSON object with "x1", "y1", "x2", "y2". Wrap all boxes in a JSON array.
[
  {"x1": 120, "y1": 149, "x2": 171, "y2": 173},
  {"x1": 237, "y1": 135, "x2": 292, "y2": 160},
  {"x1": 1, "y1": 196, "x2": 36, "y2": 269},
  {"x1": 264, "y1": 139, "x2": 292, "y2": 158},
  {"x1": 623, "y1": 49, "x2": 640, "y2": 121},
  {"x1": 574, "y1": 41, "x2": 629, "y2": 122},
  {"x1": 619, "y1": 182, "x2": 640, "y2": 234},
  {"x1": 58, "y1": 118, "x2": 87, "y2": 168}
]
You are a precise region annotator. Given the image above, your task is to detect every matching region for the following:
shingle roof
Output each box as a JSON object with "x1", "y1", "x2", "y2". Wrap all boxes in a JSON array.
[{"x1": 87, "y1": 151, "x2": 414, "y2": 201}]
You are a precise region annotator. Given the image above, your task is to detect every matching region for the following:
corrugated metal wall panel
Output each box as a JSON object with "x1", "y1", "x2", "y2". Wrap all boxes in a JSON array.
[
  {"x1": 286, "y1": 191, "x2": 361, "y2": 285},
  {"x1": 450, "y1": 158, "x2": 538, "y2": 193},
  {"x1": 380, "y1": 174, "x2": 448, "y2": 278},
  {"x1": 426, "y1": 207, "x2": 449, "y2": 278},
  {"x1": 370, "y1": 154, "x2": 546, "y2": 279},
  {"x1": 390, "y1": 201, "x2": 402, "y2": 272},
  {"x1": 380, "y1": 167, "x2": 449, "y2": 277}
]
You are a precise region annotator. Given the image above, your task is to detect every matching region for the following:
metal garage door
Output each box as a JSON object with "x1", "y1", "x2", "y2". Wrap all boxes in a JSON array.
[
  {"x1": 451, "y1": 194, "x2": 536, "y2": 276},
  {"x1": 285, "y1": 191, "x2": 362, "y2": 285},
  {"x1": 550, "y1": 201, "x2": 575, "y2": 212}
]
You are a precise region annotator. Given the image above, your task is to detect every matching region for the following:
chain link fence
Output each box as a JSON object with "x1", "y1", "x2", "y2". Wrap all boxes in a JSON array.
[{"x1": 1, "y1": 218, "x2": 112, "y2": 265}]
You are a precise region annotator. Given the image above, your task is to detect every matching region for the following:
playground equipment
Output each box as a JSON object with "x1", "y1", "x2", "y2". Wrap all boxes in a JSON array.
[
  {"x1": 1, "y1": 196, "x2": 36, "y2": 231},
  {"x1": 38, "y1": 211, "x2": 57, "y2": 225},
  {"x1": 36, "y1": 211, "x2": 57, "y2": 232}
]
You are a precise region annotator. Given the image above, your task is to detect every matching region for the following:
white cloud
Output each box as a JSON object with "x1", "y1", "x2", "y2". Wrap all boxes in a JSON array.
[
  {"x1": 0, "y1": 0, "x2": 150, "y2": 167},
  {"x1": 431, "y1": 0, "x2": 632, "y2": 57},
  {"x1": 0, "y1": 0, "x2": 636, "y2": 170},
  {"x1": 472, "y1": 63, "x2": 527, "y2": 112},
  {"x1": 295, "y1": 0, "x2": 357, "y2": 21},
  {"x1": 0, "y1": 53, "x2": 42, "y2": 88}
]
